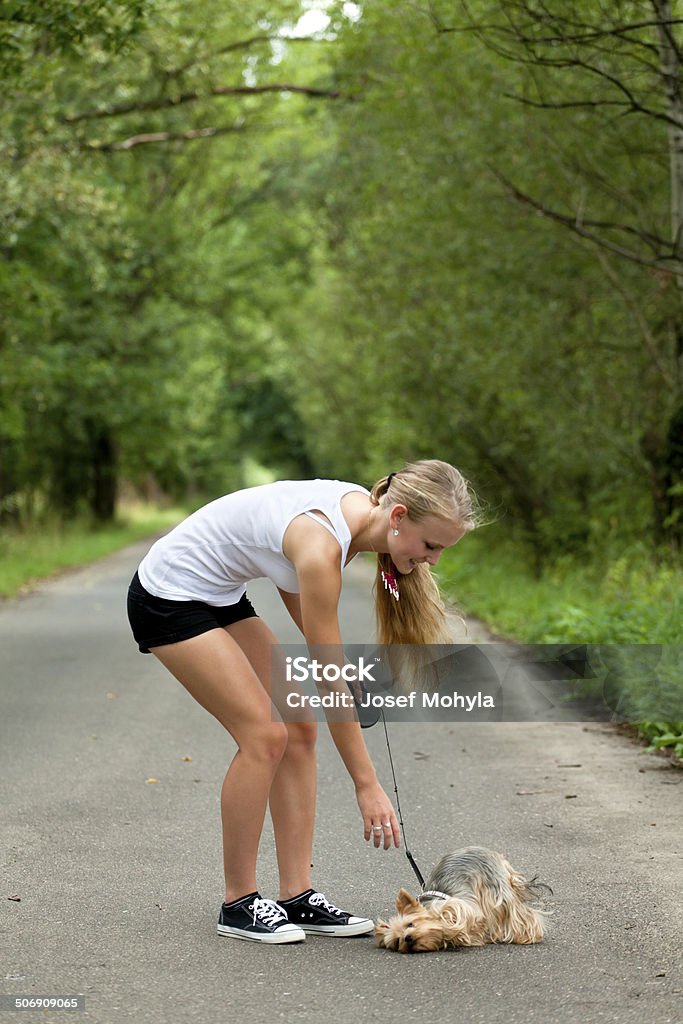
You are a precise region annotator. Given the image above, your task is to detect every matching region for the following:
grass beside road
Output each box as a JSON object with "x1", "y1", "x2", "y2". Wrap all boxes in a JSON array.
[
  {"x1": 438, "y1": 531, "x2": 682, "y2": 644},
  {"x1": 0, "y1": 504, "x2": 184, "y2": 599},
  {"x1": 438, "y1": 530, "x2": 683, "y2": 763}
]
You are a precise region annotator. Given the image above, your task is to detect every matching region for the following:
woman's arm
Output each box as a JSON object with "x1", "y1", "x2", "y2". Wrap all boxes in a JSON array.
[
  {"x1": 277, "y1": 588, "x2": 304, "y2": 635},
  {"x1": 283, "y1": 521, "x2": 400, "y2": 848},
  {"x1": 298, "y1": 557, "x2": 399, "y2": 847}
]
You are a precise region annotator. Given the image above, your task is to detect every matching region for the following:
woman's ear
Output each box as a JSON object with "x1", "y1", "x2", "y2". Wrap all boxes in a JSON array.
[{"x1": 389, "y1": 504, "x2": 408, "y2": 530}]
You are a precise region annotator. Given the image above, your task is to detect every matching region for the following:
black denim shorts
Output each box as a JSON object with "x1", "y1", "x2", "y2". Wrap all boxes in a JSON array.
[{"x1": 127, "y1": 571, "x2": 258, "y2": 653}]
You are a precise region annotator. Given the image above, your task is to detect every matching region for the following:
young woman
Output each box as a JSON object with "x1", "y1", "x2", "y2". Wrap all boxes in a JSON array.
[{"x1": 126, "y1": 459, "x2": 477, "y2": 944}]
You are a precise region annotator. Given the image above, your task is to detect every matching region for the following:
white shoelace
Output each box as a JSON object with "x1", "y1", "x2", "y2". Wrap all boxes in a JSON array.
[
  {"x1": 308, "y1": 892, "x2": 344, "y2": 916},
  {"x1": 250, "y1": 898, "x2": 287, "y2": 928}
]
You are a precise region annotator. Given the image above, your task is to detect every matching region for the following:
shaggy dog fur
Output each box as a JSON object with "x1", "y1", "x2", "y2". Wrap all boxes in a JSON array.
[{"x1": 375, "y1": 846, "x2": 550, "y2": 953}]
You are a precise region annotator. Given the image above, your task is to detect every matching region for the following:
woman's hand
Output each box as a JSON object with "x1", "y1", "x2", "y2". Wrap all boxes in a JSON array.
[{"x1": 356, "y1": 780, "x2": 401, "y2": 849}]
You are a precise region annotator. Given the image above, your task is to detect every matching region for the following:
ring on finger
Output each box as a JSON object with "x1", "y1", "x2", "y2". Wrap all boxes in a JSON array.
[{"x1": 372, "y1": 825, "x2": 383, "y2": 832}]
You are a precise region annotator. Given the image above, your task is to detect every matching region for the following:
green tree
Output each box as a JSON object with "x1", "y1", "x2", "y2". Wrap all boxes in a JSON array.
[
  {"x1": 452, "y1": 0, "x2": 683, "y2": 548},
  {"x1": 280, "y1": 0, "x2": 679, "y2": 565},
  {"x1": 0, "y1": 0, "x2": 336, "y2": 521}
]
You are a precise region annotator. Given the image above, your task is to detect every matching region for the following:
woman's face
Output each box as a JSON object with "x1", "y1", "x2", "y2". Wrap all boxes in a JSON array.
[{"x1": 386, "y1": 508, "x2": 467, "y2": 574}]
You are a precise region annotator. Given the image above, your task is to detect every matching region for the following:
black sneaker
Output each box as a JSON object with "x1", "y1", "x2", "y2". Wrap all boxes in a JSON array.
[
  {"x1": 217, "y1": 892, "x2": 305, "y2": 944},
  {"x1": 277, "y1": 889, "x2": 374, "y2": 936}
]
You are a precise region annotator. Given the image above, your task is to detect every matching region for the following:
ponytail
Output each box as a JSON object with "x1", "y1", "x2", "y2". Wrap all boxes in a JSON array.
[{"x1": 370, "y1": 460, "x2": 479, "y2": 646}]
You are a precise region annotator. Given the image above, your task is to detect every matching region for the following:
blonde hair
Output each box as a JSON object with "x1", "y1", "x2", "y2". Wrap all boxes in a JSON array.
[{"x1": 370, "y1": 460, "x2": 478, "y2": 646}]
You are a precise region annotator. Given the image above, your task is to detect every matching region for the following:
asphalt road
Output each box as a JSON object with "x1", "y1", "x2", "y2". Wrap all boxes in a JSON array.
[{"x1": 1, "y1": 541, "x2": 681, "y2": 1024}]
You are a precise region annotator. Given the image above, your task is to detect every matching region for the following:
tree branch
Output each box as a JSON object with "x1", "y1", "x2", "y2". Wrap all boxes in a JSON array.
[
  {"x1": 496, "y1": 51, "x2": 683, "y2": 130},
  {"x1": 456, "y1": 3, "x2": 681, "y2": 74},
  {"x1": 594, "y1": 246, "x2": 677, "y2": 386},
  {"x1": 490, "y1": 166, "x2": 681, "y2": 272},
  {"x1": 503, "y1": 92, "x2": 635, "y2": 112},
  {"x1": 166, "y1": 33, "x2": 324, "y2": 79},
  {"x1": 62, "y1": 82, "x2": 347, "y2": 124},
  {"x1": 81, "y1": 123, "x2": 246, "y2": 151},
  {"x1": 502, "y1": 20, "x2": 683, "y2": 51}
]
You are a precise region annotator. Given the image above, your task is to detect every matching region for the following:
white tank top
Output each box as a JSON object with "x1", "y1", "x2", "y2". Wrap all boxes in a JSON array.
[{"x1": 137, "y1": 478, "x2": 370, "y2": 605}]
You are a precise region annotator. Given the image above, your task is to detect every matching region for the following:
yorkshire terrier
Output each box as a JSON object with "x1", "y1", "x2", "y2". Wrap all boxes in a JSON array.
[{"x1": 375, "y1": 846, "x2": 550, "y2": 953}]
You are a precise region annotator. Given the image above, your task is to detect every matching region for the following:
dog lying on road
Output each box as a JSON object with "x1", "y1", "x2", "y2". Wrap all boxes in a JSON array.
[{"x1": 375, "y1": 846, "x2": 550, "y2": 953}]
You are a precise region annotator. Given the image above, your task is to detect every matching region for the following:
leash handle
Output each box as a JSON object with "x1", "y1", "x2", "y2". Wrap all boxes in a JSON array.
[{"x1": 381, "y1": 711, "x2": 426, "y2": 889}]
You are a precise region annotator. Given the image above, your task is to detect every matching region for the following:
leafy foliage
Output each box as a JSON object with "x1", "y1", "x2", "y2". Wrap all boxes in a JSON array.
[
  {"x1": 636, "y1": 721, "x2": 683, "y2": 762},
  {"x1": 275, "y1": 1, "x2": 682, "y2": 564},
  {"x1": 1, "y1": 0, "x2": 682, "y2": 576},
  {"x1": 0, "y1": 0, "x2": 322, "y2": 520}
]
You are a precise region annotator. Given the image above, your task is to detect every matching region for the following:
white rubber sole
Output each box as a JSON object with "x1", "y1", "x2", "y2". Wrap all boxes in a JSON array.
[
  {"x1": 217, "y1": 924, "x2": 306, "y2": 944},
  {"x1": 300, "y1": 919, "x2": 375, "y2": 937}
]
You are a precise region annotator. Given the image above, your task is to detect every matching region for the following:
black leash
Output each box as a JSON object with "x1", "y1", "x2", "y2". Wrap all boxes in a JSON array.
[{"x1": 380, "y1": 711, "x2": 425, "y2": 889}]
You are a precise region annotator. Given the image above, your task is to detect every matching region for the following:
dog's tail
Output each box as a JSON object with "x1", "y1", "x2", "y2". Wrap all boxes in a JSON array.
[{"x1": 524, "y1": 874, "x2": 554, "y2": 899}]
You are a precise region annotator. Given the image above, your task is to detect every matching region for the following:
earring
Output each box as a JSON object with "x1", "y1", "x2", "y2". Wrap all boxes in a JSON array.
[{"x1": 392, "y1": 528, "x2": 399, "y2": 536}]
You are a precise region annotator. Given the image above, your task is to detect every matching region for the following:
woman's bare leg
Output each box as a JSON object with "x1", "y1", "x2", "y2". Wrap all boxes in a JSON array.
[
  {"x1": 151, "y1": 628, "x2": 288, "y2": 903},
  {"x1": 225, "y1": 618, "x2": 318, "y2": 900}
]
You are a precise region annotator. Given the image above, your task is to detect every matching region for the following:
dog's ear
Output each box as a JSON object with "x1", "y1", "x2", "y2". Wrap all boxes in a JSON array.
[{"x1": 396, "y1": 888, "x2": 419, "y2": 913}]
